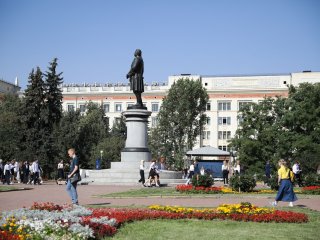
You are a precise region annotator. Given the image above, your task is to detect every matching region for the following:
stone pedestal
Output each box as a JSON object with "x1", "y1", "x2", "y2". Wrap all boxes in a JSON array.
[
  {"x1": 80, "y1": 108, "x2": 184, "y2": 185},
  {"x1": 121, "y1": 108, "x2": 152, "y2": 162}
]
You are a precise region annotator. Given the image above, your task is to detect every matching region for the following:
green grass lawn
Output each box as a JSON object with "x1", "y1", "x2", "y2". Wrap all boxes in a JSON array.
[
  {"x1": 0, "y1": 185, "x2": 18, "y2": 192},
  {"x1": 0, "y1": 185, "x2": 32, "y2": 192},
  {"x1": 98, "y1": 187, "x2": 316, "y2": 199},
  {"x1": 111, "y1": 208, "x2": 320, "y2": 240},
  {"x1": 99, "y1": 187, "x2": 182, "y2": 198}
]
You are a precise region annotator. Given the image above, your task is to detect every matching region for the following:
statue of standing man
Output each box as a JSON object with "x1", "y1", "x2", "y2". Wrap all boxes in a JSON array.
[{"x1": 126, "y1": 49, "x2": 145, "y2": 109}]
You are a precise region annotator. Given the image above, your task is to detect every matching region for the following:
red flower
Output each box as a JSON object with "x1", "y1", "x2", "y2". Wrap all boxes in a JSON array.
[
  {"x1": 175, "y1": 185, "x2": 223, "y2": 193},
  {"x1": 81, "y1": 219, "x2": 117, "y2": 237},
  {"x1": 0, "y1": 230, "x2": 21, "y2": 240},
  {"x1": 87, "y1": 207, "x2": 308, "y2": 225},
  {"x1": 302, "y1": 186, "x2": 320, "y2": 191},
  {"x1": 30, "y1": 202, "x2": 64, "y2": 212}
]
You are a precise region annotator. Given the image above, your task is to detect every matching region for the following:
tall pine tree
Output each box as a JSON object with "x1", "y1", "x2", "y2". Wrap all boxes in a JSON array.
[
  {"x1": 21, "y1": 67, "x2": 48, "y2": 163},
  {"x1": 43, "y1": 58, "x2": 64, "y2": 176},
  {"x1": 21, "y1": 59, "x2": 64, "y2": 177},
  {"x1": 45, "y1": 58, "x2": 63, "y2": 129}
]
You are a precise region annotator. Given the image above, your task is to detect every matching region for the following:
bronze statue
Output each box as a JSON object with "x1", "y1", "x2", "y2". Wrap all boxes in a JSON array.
[{"x1": 126, "y1": 49, "x2": 145, "y2": 109}]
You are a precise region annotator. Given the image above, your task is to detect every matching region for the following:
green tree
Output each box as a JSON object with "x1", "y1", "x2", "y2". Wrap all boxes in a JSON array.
[
  {"x1": 231, "y1": 97, "x2": 287, "y2": 174},
  {"x1": 53, "y1": 110, "x2": 82, "y2": 173},
  {"x1": 90, "y1": 115, "x2": 126, "y2": 168},
  {"x1": 149, "y1": 78, "x2": 208, "y2": 170},
  {"x1": 42, "y1": 58, "x2": 64, "y2": 177},
  {"x1": 21, "y1": 67, "x2": 49, "y2": 165},
  {"x1": 283, "y1": 83, "x2": 320, "y2": 172},
  {"x1": 21, "y1": 61, "x2": 64, "y2": 178},
  {"x1": 231, "y1": 83, "x2": 320, "y2": 174},
  {"x1": 44, "y1": 58, "x2": 63, "y2": 128},
  {"x1": 0, "y1": 94, "x2": 23, "y2": 160},
  {"x1": 73, "y1": 102, "x2": 109, "y2": 168}
]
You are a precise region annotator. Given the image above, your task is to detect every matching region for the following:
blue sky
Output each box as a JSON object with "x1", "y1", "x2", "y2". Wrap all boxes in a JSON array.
[{"x1": 1, "y1": 0, "x2": 320, "y2": 89}]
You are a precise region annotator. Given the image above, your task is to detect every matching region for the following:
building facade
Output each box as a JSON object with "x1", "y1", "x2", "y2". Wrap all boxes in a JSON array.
[
  {"x1": 61, "y1": 71, "x2": 320, "y2": 152},
  {"x1": 0, "y1": 78, "x2": 21, "y2": 95}
]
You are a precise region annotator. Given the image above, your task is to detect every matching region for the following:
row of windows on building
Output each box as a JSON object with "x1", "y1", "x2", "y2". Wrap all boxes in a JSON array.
[
  {"x1": 67, "y1": 102, "x2": 160, "y2": 113},
  {"x1": 202, "y1": 131, "x2": 232, "y2": 140},
  {"x1": 206, "y1": 117, "x2": 232, "y2": 125},
  {"x1": 206, "y1": 101, "x2": 252, "y2": 111},
  {"x1": 67, "y1": 100, "x2": 253, "y2": 113},
  {"x1": 69, "y1": 103, "x2": 237, "y2": 128}
]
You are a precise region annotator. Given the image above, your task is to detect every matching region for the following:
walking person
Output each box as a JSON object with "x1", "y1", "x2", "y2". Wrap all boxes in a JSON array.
[
  {"x1": 185, "y1": 161, "x2": 195, "y2": 185},
  {"x1": 28, "y1": 162, "x2": 34, "y2": 184},
  {"x1": 138, "y1": 160, "x2": 145, "y2": 185},
  {"x1": 271, "y1": 159, "x2": 297, "y2": 207},
  {"x1": 10, "y1": 160, "x2": 15, "y2": 183},
  {"x1": 32, "y1": 160, "x2": 41, "y2": 185},
  {"x1": 22, "y1": 161, "x2": 30, "y2": 184},
  {"x1": 3, "y1": 161, "x2": 11, "y2": 185},
  {"x1": 144, "y1": 159, "x2": 159, "y2": 187},
  {"x1": 66, "y1": 148, "x2": 80, "y2": 205},
  {"x1": 292, "y1": 161, "x2": 302, "y2": 187},
  {"x1": 265, "y1": 161, "x2": 271, "y2": 186},
  {"x1": 222, "y1": 161, "x2": 229, "y2": 185},
  {"x1": 57, "y1": 160, "x2": 64, "y2": 180},
  {"x1": 14, "y1": 160, "x2": 20, "y2": 184}
]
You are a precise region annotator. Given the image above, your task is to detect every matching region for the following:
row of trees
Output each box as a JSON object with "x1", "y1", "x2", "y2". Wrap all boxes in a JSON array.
[
  {"x1": 1, "y1": 61, "x2": 319, "y2": 176},
  {"x1": 0, "y1": 59, "x2": 125, "y2": 178},
  {"x1": 231, "y1": 83, "x2": 320, "y2": 174}
]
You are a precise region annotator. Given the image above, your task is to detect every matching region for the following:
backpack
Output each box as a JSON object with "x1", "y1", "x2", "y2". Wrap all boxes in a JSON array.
[{"x1": 288, "y1": 170, "x2": 295, "y2": 183}]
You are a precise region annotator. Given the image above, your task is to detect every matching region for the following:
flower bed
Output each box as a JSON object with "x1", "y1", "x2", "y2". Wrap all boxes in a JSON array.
[
  {"x1": 149, "y1": 203, "x2": 308, "y2": 223},
  {"x1": 0, "y1": 202, "x2": 309, "y2": 239},
  {"x1": 176, "y1": 185, "x2": 223, "y2": 193},
  {"x1": 175, "y1": 185, "x2": 277, "y2": 194},
  {"x1": 301, "y1": 186, "x2": 320, "y2": 195}
]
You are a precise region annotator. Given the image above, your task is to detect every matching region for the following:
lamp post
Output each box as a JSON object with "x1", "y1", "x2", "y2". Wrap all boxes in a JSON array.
[{"x1": 100, "y1": 150, "x2": 103, "y2": 168}]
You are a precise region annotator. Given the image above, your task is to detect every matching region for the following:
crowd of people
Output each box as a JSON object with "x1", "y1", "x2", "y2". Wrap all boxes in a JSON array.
[
  {"x1": 183, "y1": 159, "x2": 241, "y2": 186},
  {"x1": 0, "y1": 159, "x2": 43, "y2": 185},
  {"x1": 1, "y1": 151, "x2": 314, "y2": 209},
  {"x1": 264, "y1": 160, "x2": 303, "y2": 187}
]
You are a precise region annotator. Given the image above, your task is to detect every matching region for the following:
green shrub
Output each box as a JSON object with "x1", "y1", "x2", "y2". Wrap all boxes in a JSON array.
[
  {"x1": 191, "y1": 174, "x2": 214, "y2": 187},
  {"x1": 229, "y1": 174, "x2": 256, "y2": 192},
  {"x1": 254, "y1": 173, "x2": 266, "y2": 182},
  {"x1": 269, "y1": 174, "x2": 279, "y2": 191},
  {"x1": 303, "y1": 174, "x2": 320, "y2": 187}
]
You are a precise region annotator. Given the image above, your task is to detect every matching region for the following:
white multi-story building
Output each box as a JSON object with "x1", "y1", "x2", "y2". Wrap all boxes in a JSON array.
[{"x1": 61, "y1": 71, "x2": 320, "y2": 151}]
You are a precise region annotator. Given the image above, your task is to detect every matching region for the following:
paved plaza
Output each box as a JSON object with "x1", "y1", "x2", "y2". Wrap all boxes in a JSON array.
[{"x1": 1, "y1": 182, "x2": 320, "y2": 212}]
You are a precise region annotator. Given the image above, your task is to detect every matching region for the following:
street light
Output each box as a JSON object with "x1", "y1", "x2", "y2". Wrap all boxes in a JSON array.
[
  {"x1": 100, "y1": 150, "x2": 103, "y2": 169},
  {"x1": 100, "y1": 150, "x2": 103, "y2": 161}
]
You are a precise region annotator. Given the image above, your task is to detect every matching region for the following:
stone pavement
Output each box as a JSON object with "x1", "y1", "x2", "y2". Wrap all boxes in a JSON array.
[{"x1": 1, "y1": 181, "x2": 320, "y2": 212}]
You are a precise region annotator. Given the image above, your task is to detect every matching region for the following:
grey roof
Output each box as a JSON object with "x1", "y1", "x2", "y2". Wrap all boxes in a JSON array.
[{"x1": 186, "y1": 146, "x2": 230, "y2": 156}]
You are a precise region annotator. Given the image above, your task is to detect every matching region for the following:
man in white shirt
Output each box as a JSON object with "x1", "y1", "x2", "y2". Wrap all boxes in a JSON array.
[
  {"x1": 292, "y1": 161, "x2": 302, "y2": 186},
  {"x1": 185, "y1": 162, "x2": 195, "y2": 185},
  {"x1": 3, "y1": 161, "x2": 11, "y2": 185},
  {"x1": 32, "y1": 160, "x2": 41, "y2": 185},
  {"x1": 14, "y1": 161, "x2": 20, "y2": 183}
]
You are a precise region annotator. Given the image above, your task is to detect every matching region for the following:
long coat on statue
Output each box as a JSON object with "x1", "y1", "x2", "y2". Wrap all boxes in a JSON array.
[{"x1": 127, "y1": 52, "x2": 144, "y2": 93}]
